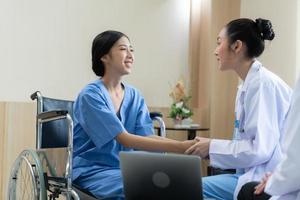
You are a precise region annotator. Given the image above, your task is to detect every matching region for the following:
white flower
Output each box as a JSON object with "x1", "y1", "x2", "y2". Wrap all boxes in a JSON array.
[
  {"x1": 182, "y1": 108, "x2": 190, "y2": 114},
  {"x1": 175, "y1": 101, "x2": 183, "y2": 108}
]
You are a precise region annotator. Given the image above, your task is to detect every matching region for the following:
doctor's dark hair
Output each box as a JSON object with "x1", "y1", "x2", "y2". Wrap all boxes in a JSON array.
[
  {"x1": 225, "y1": 18, "x2": 275, "y2": 58},
  {"x1": 92, "y1": 30, "x2": 129, "y2": 77}
]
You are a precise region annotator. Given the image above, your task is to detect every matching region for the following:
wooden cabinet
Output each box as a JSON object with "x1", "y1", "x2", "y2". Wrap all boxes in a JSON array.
[{"x1": 0, "y1": 102, "x2": 36, "y2": 199}]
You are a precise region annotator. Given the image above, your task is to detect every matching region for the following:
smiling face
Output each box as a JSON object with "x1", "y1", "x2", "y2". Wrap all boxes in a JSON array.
[
  {"x1": 101, "y1": 36, "x2": 134, "y2": 77},
  {"x1": 214, "y1": 28, "x2": 237, "y2": 71}
]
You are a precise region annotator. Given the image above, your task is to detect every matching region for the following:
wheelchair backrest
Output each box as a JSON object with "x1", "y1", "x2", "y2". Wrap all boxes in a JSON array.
[
  {"x1": 32, "y1": 92, "x2": 74, "y2": 149},
  {"x1": 41, "y1": 97, "x2": 74, "y2": 148}
]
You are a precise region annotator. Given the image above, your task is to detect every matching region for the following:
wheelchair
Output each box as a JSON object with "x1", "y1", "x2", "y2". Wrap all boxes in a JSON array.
[{"x1": 8, "y1": 91, "x2": 166, "y2": 200}]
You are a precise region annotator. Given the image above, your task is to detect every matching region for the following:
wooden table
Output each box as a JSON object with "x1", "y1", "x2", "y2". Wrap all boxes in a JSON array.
[{"x1": 155, "y1": 125, "x2": 209, "y2": 140}]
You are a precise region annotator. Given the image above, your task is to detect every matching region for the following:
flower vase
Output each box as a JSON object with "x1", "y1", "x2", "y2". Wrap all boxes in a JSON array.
[
  {"x1": 173, "y1": 118, "x2": 182, "y2": 128},
  {"x1": 181, "y1": 117, "x2": 193, "y2": 126},
  {"x1": 173, "y1": 119, "x2": 182, "y2": 126},
  {"x1": 173, "y1": 118, "x2": 193, "y2": 128}
]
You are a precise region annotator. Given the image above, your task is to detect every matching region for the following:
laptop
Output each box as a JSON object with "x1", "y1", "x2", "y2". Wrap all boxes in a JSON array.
[{"x1": 120, "y1": 151, "x2": 203, "y2": 200}]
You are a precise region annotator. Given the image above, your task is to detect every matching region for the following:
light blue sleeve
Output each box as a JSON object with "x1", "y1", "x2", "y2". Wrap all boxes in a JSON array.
[
  {"x1": 77, "y1": 89, "x2": 126, "y2": 148},
  {"x1": 210, "y1": 82, "x2": 287, "y2": 169},
  {"x1": 134, "y1": 96, "x2": 154, "y2": 136}
]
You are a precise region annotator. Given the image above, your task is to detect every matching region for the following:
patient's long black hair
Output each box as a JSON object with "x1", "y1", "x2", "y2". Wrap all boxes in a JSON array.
[{"x1": 91, "y1": 30, "x2": 129, "y2": 77}]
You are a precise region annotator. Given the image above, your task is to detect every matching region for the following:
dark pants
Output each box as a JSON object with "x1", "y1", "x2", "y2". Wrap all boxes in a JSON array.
[{"x1": 237, "y1": 182, "x2": 271, "y2": 200}]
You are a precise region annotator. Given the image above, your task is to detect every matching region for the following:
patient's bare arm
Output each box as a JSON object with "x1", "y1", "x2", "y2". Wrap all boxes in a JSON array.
[{"x1": 116, "y1": 132, "x2": 196, "y2": 153}]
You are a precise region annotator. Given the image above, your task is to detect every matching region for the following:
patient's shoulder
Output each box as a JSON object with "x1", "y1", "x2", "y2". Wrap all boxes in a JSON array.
[{"x1": 123, "y1": 83, "x2": 145, "y2": 100}]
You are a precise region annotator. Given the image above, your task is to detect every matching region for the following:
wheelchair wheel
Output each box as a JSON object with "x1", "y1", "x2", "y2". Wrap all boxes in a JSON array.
[{"x1": 8, "y1": 149, "x2": 47, "y2": 200}]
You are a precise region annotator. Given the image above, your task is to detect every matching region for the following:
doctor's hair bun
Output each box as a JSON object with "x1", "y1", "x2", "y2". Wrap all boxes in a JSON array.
[
  {"x1": 225, "y1": 18, "x2": 275, "y2": 58},
  {"x1": 255, "y1": 18, "x2": 275, "y2": 41}
]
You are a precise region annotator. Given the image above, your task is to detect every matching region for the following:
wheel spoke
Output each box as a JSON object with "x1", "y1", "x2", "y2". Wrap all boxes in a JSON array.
[{"x1": 8, "y1": 150, "x2": 46, "y2": 200}]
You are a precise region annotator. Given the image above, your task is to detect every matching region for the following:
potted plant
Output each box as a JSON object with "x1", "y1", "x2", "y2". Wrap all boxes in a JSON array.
[{"x1": 169, "y1": 79, "x2": 193, "y2": 126}]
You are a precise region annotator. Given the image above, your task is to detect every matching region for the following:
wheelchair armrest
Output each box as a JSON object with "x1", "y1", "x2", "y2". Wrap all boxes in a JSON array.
[
  {"x1": 150, "y1": 112, "x2": 166, "y2": 138},
  {"x1": 150, "y1": 112, "x2": 163, "y2": 119},
  {"x1": 37, "y1": 110, "x2": 69, "y2": 122}
]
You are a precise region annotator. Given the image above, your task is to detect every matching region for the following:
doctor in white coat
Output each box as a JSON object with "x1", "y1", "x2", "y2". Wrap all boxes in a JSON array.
[
  {"x1": 185, "y1": 18, "x2": 293, "y2": 200},
  {"x1": 238, "y1": 78, "x2": 300, "y2": 200}
]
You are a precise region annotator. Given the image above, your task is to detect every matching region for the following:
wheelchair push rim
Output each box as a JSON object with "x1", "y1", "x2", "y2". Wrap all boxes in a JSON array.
[{"x1": 8, "y1": 149, "x2": 47, "y2": 200}]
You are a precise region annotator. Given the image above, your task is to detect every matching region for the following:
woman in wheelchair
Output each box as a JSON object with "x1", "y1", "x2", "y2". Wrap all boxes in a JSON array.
[{"x1": 72, "y1": 30, "x2": 196, "y2": 200}]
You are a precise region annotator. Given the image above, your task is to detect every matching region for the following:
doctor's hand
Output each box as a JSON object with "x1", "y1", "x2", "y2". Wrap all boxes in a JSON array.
[
  {"x1": 181, "y1": 139, "x2": 198, "y2": 152},
  {"x1": 184, "y1": 137, "x2": 211, "y2": 158},
  {"x1": 254, "y1": 172, "x2": 272, "y2": 195}
]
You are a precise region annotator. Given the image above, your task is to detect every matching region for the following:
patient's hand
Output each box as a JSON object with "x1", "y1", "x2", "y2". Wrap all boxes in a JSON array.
[
  {"x1": 184, "y1": 137, "x2": 211, "y2": 158},
  {"x1": 254, "y1": 172, "x2": 272, "y2": 195},
  {"x1": 181, "y1": 139, "x2": 198, "y2": 152}
]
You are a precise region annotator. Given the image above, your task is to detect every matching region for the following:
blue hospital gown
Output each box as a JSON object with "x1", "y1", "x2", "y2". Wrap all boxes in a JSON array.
[{"x1": 72, "y1": 79, "x2": 154, "y2": 199}]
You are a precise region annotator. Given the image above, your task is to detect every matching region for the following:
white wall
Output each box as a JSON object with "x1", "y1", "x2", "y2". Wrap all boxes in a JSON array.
[
  {"x1": 0, "y1": 0, "x2": 190, "y2": 107},
  {"x1": 241, "y1": 0, "x2": 298, "y2": 87}
]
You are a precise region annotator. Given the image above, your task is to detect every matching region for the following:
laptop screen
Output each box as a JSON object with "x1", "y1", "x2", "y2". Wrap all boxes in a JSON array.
[{"x1": 120, "y1": 151, "x2": 203, "y2": 200}]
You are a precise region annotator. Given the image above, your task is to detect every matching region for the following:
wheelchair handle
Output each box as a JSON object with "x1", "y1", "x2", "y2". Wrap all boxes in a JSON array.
[
  {"x1": 150, "y1": 112, "x2": 163, "y2": 119},
  {"x1": 30, "y1": 91, "x2": 41, "y2": 100}
]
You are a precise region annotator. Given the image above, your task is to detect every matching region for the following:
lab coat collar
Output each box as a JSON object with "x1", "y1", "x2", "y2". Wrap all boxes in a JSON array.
[{"x1": 240, "y1": 59, "x2": 262, "y2": 92}]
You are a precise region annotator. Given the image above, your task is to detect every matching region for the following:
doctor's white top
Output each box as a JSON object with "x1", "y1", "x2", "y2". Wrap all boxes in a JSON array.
[
  {"x1": 209, "y1": 60, "x2": 292, "y2": 199},
  {"x1": 265, "y1": 78, "x2": 300, "y2": 200}
]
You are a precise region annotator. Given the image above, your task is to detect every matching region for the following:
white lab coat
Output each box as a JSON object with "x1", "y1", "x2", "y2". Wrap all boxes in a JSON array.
[
  {"x1": 265, "y1": 78, "x2": 300, "y2": 200},
  {"x1": 209, "y1": 60, "x2": 292, "y2": 199}
]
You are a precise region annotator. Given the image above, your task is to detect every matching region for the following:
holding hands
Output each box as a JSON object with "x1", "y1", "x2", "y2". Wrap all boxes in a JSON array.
[
  {"x1": 180, "y1": 139, "x2": 198, "y2": 153},
  {"x1": 185, "y1": 136, "x2": 211, "y2": 158}
]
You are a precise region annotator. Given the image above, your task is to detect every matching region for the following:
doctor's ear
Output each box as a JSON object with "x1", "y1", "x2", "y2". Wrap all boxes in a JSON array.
[{"x1": 230, "y1": 40, "x2": 243, "y2": 53}]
